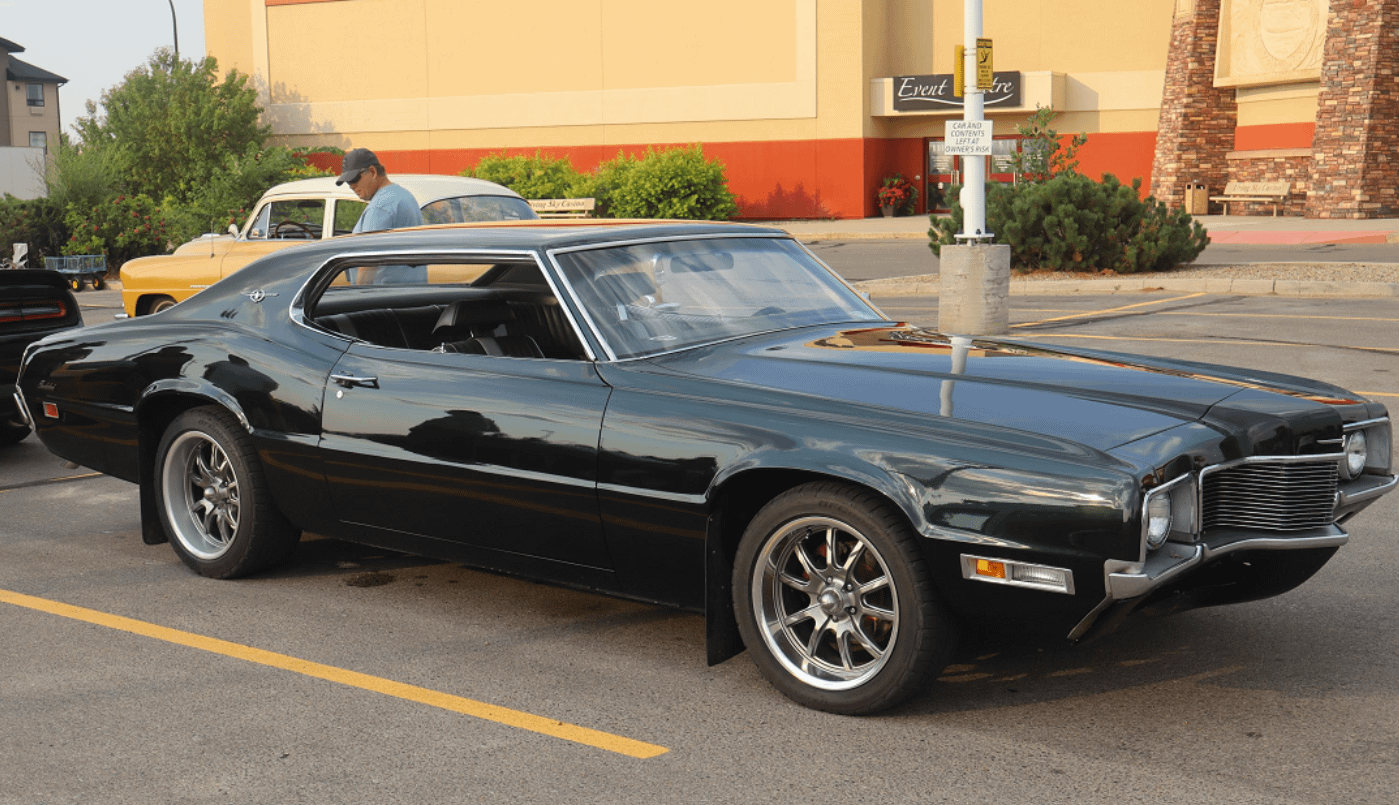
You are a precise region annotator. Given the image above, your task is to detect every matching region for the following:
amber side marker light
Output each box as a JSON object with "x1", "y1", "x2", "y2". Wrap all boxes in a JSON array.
[
  {"x1": 43, "y1": 402, "x2": 58, "y2": 419},
  {"x1": 961, "y1": 554, "x2": 1075, "y2": 595}
]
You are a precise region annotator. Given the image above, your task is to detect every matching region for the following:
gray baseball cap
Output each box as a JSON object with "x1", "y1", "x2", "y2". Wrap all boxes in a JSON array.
[{"x1": 336, "y1": 148, "x2": 382, "y2": 185}]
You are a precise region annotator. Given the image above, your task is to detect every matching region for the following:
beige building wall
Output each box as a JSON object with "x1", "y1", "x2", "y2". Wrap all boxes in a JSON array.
[
  {"x1": 5, "y1": 77, "x2": 61, "y2": 153},
  {"x1": 204, "y1": 0, "x2": 1274, "y2": 216}
]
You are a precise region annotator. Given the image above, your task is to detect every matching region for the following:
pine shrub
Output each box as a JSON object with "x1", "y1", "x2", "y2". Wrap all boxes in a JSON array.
[{"x1": 929, "y1": 173, "x2": 1209, "y2": 274}]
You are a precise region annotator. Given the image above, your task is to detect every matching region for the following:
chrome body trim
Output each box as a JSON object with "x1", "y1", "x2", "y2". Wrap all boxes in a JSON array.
[
  {"x1": 1338, "y1": 473, "x2": 1399, "y2": 507},
  {"x1": 12, "y1": 389, "x2": 31, "y2": 427},
  {"x1": 1069, "y1": 528, "x2": 1350, "y2": 640}
]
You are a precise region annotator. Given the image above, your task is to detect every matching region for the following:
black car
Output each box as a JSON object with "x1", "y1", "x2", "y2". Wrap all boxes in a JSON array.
[
  {"x1": 2, "y1": 269, "x2": 82, "y2": 446},
  {"x1": 16, "y1": 222, "x2": 1396, "y2": 713}
]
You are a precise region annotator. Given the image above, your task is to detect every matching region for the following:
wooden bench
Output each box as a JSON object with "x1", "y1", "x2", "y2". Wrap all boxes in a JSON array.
[
  {"x1": 1209, "y1": 181, "x2": 1291, "y2": 216},
  {"x1": 528, "y1": 198, "x2": 596, "y2": 219}
]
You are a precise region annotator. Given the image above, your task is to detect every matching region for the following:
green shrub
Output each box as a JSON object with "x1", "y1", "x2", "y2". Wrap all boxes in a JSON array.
[
  {"x1": 464, "y1": 144, "x2": 738, "y2": 220},
  {"x1": 464, "y1": 151, "x2": 586, "y2": 200},
  {"x1": 0, "y1": 195, "x2": 68, "y2": 264},
  {"x1": 929, "y1": 173, "x2": 1209, "y2": 274},
  {"x1": 63, "y1": 194, "x2": 172, "y2": 269},
  {"x1": 601, "y1": 145, "x2": 737, "y2": 220}
]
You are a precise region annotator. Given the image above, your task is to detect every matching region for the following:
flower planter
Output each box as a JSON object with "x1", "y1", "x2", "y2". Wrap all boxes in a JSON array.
[{"x1": 880, "y1": 205, "x2": 895, "y2": 218}]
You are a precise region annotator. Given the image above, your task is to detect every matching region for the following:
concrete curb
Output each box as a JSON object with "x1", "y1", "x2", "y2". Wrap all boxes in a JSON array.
[{"x1": 854, "y1": 272, "x2": 1399, "y2": 298}]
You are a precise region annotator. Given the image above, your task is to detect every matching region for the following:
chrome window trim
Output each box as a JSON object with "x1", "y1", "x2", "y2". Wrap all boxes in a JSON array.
[
  {"x1": 287, "y1": 247, "x2": 598, "y2": 362},
  {"x1": 1344, "y1": 417, "x2": 1389, "y2": 432},
  {"x1": 545, "y1": 233, "x2": 887, "y2": 364}
]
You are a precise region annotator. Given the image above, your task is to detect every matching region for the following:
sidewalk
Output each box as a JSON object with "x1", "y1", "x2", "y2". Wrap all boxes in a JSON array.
[
  {"x1": 764, "y1": 214, "x2": 1399, "y2": 298},
  {"x1": 769, "y1": 213, "x2": 1399, "y2": 244}
]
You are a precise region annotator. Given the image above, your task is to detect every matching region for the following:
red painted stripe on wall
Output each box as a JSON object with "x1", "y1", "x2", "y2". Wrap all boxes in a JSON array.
[
  {"x1": 303, "y1": 132, "x2": 1159, "y2": 219},
  {"x1": 1073, "y1": 130, "x2": 1159, "y2": 197},
  {"x1": 1233, "y1": 123, "x2": 1315, "y2": 151}
]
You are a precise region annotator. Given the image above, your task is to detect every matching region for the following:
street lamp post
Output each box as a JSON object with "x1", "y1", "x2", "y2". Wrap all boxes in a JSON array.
[{"x1": 167, "y1": 0, "x2": 180, "y2": 59}]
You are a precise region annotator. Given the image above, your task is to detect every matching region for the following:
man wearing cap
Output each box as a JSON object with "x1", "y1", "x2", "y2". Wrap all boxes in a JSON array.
[{"x1": 336, "y1": 148, "x2": 425, "y2": 283}]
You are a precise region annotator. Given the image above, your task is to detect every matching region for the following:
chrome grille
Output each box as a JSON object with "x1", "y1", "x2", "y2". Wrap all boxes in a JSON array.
[{"x1": 1202, "y1": 458, "x2": 1339, "y2": 532}]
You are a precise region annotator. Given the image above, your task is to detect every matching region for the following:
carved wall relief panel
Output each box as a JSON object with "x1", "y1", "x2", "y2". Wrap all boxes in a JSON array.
[{"x1": 1216, "y1": 0, "x2": 1329, "y2": 86}]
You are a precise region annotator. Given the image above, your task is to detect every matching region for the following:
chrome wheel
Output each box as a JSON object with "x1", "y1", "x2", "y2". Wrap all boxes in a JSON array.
[
  {"x1": 160, "y1": 430, "x2": 242, "y2": 561},
  {"x1": 753, "y1": 515, "x2": 899, "y2": 691}
]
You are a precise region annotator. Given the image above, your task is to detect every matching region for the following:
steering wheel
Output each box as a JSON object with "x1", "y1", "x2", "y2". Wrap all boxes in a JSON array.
[{"x1": 272, "y1": 221, "x2": 315, "y2": 240}]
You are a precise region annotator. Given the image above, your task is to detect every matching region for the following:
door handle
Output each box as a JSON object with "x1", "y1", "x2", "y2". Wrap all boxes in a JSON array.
[{"x1": 330, "y1": 373, "x2": 379, "y2": 389}]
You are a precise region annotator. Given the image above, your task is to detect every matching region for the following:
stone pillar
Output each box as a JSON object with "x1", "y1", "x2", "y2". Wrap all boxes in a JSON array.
[
  {"x1": 1150, "y1": 0, "x2": 1237, "y2": 208},
  {"x1": 1305, "y1": 0, "x2": 1399, "y2": 219},
  {"x1": 938, "y1": 244, "x2": 1010, "y2": 336}
]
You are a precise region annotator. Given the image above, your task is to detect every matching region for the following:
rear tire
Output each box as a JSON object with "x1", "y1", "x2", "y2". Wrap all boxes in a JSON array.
[
  {"x1": 733, "y1": 481, "x2": 955, "y2": 714},
  {"x1": 155, "y1": 407, "x2": 299, "y2": 578},
  {"x1": 91, "y1": 275, "x2": 107, "y2": 291},
  {"x1": 69, "y1": 277, "x2": 86, "y2": 292},
  {"x1": 0, "y1": 420, "x2": 30, "y2": 446}
]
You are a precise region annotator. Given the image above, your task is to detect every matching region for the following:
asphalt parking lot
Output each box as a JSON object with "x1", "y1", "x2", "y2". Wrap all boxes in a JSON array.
[{"x1": 3, "y1": 284, "x2": 1397, "y2": 804}]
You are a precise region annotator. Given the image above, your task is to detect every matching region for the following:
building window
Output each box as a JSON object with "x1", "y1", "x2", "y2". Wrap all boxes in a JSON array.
[
  {"x1": 30, "y1": 132, "x2": 47, "y2": 151},
  {"x1": 26, "y1": 83, "x2": 44, "y2": 106}
]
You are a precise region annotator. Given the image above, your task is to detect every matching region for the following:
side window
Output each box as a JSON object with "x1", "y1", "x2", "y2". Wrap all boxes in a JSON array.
[
  {"x1": 246, "y1": 199, "x2": 325, "y2": 240},
  {"x1": 334, "y1": 199, "x2": 367, "y2": 235},
  {"x1": 310, "y1": 258, "x2": 587, "y2": 360}
]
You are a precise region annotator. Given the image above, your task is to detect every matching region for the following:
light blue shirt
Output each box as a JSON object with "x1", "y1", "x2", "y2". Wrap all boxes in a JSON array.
[
  {"x1": 352, "y1": 182, "x2": 423, "y2": 233},
  {"x1": 352, "y1": 182, "x2": 425, "y2": 283}
]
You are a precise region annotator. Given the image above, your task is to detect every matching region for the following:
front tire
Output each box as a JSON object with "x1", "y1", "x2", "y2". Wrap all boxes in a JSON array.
[
  {"x1": 147, "y1": 296, "x2": 177, "y2": 314},
  {"x1": 155, "y1": 407, "x2": 299, "y2": 578},
  {"x1": 733, "y1": 482, "x2": 955, "y2": 714}
]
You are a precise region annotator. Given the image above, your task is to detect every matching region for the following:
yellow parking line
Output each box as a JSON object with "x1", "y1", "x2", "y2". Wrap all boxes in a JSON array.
[
  {"x1": 0, "y1": 587, "x2": 668, "y2": 759},
  {"x1": 1156, "y1": 311, "x2": 1399, "y2": 324},
  {"x1": 1025, "y1": 332, "x2": 1399, "y2": 354},
  {"x1": 0, "y1": 472, "x2": 102, "y2": 493},
  {"x1": 1011, "y1": 293, "x2": 1207, "y2": 329}
]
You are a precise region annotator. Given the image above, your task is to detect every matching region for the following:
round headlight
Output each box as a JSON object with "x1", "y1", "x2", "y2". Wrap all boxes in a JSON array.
[
  {"x1": 1342, "y1": 430, "x2": 1368, "y2": 479},
  {"x1": 1145, "y1": 493, "x2": 1172, "y2": 549}
]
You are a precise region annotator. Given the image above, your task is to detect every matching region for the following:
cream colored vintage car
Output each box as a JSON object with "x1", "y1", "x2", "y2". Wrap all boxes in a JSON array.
[{"x1": 119, "y1": 175, "x2": 536, "y2": 317}]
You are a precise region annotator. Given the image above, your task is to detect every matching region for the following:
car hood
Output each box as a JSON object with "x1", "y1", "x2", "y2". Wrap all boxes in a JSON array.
[{"x1": 646, "y1": 325, "x2": 1361, "y2": 451}]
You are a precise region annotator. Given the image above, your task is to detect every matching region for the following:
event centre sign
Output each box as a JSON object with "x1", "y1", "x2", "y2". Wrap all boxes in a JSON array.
[{"x1": 892, "y1": 72, "x2": 1022, "y2": 111}]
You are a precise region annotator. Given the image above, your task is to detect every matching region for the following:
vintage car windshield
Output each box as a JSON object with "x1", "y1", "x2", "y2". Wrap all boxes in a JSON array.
[
  {"x1": 553, "y1": 237, "x2": 883, "y2": 360},
  {"x1": 421, "y1": 196, "x2": 539, "y2": 223}
]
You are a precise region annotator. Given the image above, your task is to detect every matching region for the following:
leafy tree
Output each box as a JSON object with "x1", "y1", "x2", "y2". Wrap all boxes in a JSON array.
[
  {"x1": 68, "y1": 49, "x2": 331, "y2": 247},
  {"x1": 43, "y1": 134, "x2": 115, "y2": 215},
  {"x1": 74, "y1": 49, "x2": 269, "y2": 204}
]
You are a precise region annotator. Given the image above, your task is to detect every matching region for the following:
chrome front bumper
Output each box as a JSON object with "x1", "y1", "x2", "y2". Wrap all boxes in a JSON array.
[{"x1": 1068, "y1": 524, "x2": 1357, "y2": 641}]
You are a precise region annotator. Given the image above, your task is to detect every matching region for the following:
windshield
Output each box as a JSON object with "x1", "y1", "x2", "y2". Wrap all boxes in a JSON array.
[
  {"x1": 421, "y1": 196, "x2": 539, "y2": 223},
  {"x1": 552, "y1": 236, "x2": 884, "y2": 360}
]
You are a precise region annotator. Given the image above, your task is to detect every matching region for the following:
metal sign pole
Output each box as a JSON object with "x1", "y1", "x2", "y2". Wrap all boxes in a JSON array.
[{"x1": 960, "y1": 0, "x2": 986, "y2": 239}]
